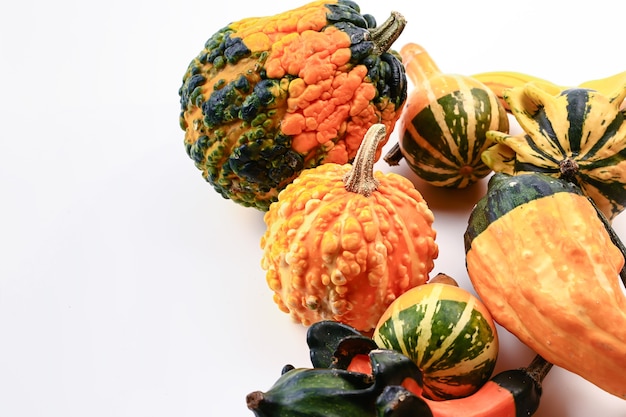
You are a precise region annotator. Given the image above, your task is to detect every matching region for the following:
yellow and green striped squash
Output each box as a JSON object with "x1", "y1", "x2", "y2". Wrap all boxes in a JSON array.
[
  {"x1": 372, "y1": 282, "x2": 499, "y2": 401},
  {"x1": 482, "y1": 74, "x2": 626, "y2": 221}
]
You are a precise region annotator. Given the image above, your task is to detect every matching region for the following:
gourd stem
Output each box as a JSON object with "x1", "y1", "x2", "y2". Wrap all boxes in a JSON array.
[
  {"x1": 246, "y1": 391, "x2": 265, "y2": 411},
  {"x1": 524, "y1": 354, "x2": 553, "y2": 385},
  {"x1": 383, "y1": 142, "x2": 404, "y2": 166},
  {"x1": 368, "y1": 11, "x2": 407, "y2": 55},
  {"x1": 429, "y1": 272, "x2": 459, "y2": 287},
  {"x1": 343, "y1": 124, "x2": 386, "y2": 197}
]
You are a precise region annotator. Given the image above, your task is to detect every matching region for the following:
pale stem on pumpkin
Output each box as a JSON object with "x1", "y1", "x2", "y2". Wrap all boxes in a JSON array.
[
  {"x1": 368, "y1": 11, "x2": 406, "y2": 55},
  {"x1": 343, "y1": 124, "x2": 386, "y2": 197}
]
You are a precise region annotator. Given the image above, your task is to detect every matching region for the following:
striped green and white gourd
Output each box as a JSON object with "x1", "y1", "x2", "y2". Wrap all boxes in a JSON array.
[
  {"x1": 372, "y1": 282, "x2": 499, "y2": 401},
  {"x1": 384, "y1": 43, "x2": 509, "y2": 188}
]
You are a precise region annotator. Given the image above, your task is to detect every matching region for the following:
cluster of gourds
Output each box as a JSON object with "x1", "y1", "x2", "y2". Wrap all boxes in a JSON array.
[
  {"x1": 462, "y1": 72, "x2": 626, "y2": 399},
  {"x1": 247, "y1": 319, "x2": 551, "y2": 417},
  {"x1": 177, "y1": 0, "x2": 626, "y2": 414}
]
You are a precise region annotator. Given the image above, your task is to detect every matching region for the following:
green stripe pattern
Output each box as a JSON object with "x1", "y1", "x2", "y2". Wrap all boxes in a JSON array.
[
  {"x1": 490, "y1": 85, "x2": 626, "y2": 220},
  {"x1": 374, "y1": 289, "x2": 498, "y2": 400},
  {"x1": 401, "y1": 87, "x2": 504, "y2": 188}
]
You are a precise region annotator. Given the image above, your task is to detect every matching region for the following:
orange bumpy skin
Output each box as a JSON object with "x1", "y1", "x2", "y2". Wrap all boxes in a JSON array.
[
  {"x1": 178, "y1": 0, "x2": 407, "y2": 210},
  {"x1": 260, "y1": 163, "x2": 438, "y2": 332},
  {"x1": 466, "y1": 192, "x2": 626, "y2": 399},
  {"x1": 229, "y1": 3, "x2": 388, "y2": 164}
]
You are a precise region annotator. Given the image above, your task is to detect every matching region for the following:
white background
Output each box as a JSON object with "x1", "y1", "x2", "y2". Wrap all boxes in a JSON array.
[{"x1": 1, "y1": 1, "x2": 625, "y2": 416}]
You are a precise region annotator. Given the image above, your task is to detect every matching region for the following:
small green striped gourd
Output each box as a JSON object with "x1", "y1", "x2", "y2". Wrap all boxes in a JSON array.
[
  {"x1": 372, "y1": 281, "x2": 499, "y2": 401},
  {"x1": 384, "y1": 43, "x2": 509, "y2": 188},
  {"x1": 481, "y1": 75, "x2": 626, "y2": 221}
]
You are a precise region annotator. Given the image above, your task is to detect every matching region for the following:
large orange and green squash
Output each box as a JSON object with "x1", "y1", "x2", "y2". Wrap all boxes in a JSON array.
[
  {"x1": 260, "y1": 124, "x2": 438, "y2": 332},
  {"x1": 178, "y1": 0, "x2": 408, "y2": 210},
  {"x1": 464, "y1": 172, "x2": 626, "y2": 400}
]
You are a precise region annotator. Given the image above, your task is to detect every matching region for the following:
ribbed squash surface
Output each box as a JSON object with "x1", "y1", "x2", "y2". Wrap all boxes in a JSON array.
[
  {"x1": 400, "y1": 81, "x2": 507, "y2": 187},
  {"x1": 483, "y1": 80, "x2": 626, "y2": 220},
  {"x1": 373, "y1": 283, "x2": 498, "y2": 400},
  {"x1": 178, "y1": 0, "x2": 407, "y2": 210},
  {"x1": 260, "y1": 163, "x2": 438, "y2": 332},
  {"x1": 389, "y1": 43, "x2": 509, "y2": 188}
]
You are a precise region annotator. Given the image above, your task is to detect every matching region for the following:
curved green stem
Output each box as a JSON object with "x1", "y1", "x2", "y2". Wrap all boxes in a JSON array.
[{"x1": 368, "y1": 11, "x2": 406, "y2": 55}]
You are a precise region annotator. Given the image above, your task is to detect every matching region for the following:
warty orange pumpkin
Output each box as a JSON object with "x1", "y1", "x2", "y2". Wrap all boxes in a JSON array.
[{"x1": 260, "y1": 123, "x2": 439, "y2": 332}]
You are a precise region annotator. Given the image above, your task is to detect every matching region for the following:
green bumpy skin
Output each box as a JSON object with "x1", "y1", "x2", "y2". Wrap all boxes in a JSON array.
[{"x1": 178, "y1": 0, "x2": 407, "y2": 210}]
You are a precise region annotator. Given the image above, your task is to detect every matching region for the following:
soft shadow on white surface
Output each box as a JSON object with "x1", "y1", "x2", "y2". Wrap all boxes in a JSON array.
[{"x1": 1, "y1": 1, "x2": 625, "y2": 416}]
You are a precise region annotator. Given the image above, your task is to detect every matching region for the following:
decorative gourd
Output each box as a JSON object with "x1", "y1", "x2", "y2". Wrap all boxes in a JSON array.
[
  {"x1": 464, "y1": 172, "x2": 626, "y2": 400},
  {"x1": 246, "y1": 349, "x2": 430, "y2": 417},
  {"x1": 178, "y1": 0, "x2": 408, "y2": 210},
  {"x1": 247, "y1": 320, "x2": 552, "y2": 417},
  {"x1": 372, "y1": 275, "x2": 499, "y2": 400},
  {"x1": 260, "y1": 124, "x2": 438, "y2": 332},
  {"x1": 384, "y1": 43, "x2": 509, "y2": 188},
  {"x1": 472, "y1": 69, "x2": 626, "y2": 112},
  {"x1": 479, "y1": 71, "x2": 626, "y2": 221}
]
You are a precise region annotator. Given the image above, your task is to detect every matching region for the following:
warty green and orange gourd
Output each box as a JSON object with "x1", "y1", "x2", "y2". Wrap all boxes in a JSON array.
[
  {"x1": 178, "y1": 0, "x2": 408, "y2": 210},
  {"x1": 260, "y1": 124, "x2": 438, "y2": 332}
]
